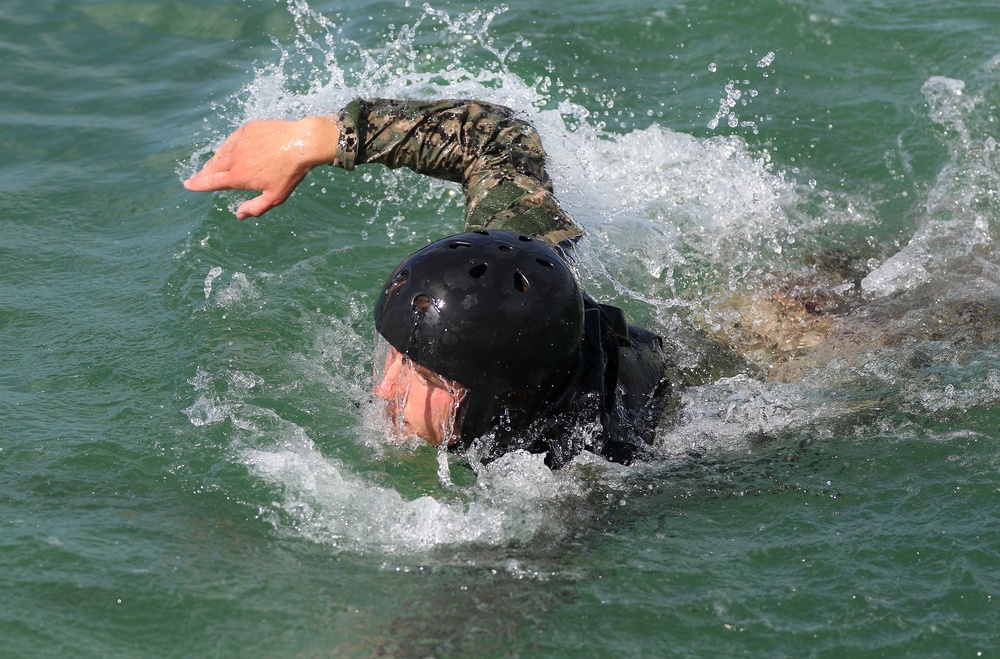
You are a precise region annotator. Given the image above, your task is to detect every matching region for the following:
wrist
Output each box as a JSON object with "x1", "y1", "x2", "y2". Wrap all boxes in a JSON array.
[{"x1": 295, "y1": 115, "x2": 341, "y2": 168}]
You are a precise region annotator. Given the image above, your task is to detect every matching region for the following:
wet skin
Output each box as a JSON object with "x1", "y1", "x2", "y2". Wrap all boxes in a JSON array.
[{"x1": 373, "y1": 345, "x2": 467, "y2": 446}]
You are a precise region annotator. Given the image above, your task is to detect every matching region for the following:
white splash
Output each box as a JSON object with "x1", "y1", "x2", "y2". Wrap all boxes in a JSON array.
[
  {"x1": 203, "y1": 265, "x2": 223, "y2": 299},
  {"x1": 862, "y1": 74, "x2": 1000, "y2": 297},
  {"x1": 654, "y1": 374, "x2": 827, "y2": 456},
  {"x1": 539, "y1": 117, "x2": 795, "y2": 306},
  {"x1": 214, "y1": 272, "x2": 260, "y2": 308},
  {"x1": 241, "y1": 438, "x2": 588, "y2": 554},
  {"x1": 184, "y1": 361, "x2": 596, "y2": 554}
]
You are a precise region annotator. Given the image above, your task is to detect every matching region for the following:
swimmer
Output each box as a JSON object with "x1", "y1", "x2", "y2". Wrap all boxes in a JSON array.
[{"x1": 184, "y1": 98, "x2": 835, "y2": 467}]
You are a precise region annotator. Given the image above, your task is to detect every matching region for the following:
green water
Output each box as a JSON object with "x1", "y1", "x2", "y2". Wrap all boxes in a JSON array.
[{"x1": 4, "y1": 0, "x2": 1000, "y2": 656}]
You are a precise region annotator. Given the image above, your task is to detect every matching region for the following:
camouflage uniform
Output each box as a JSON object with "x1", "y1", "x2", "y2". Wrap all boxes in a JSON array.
[
  {"x1": 334, "y1": 98, "x2": 583, "y2": 245},
  {"x1": 333, "y1": 98, "x2": 671, "y2": 467}
]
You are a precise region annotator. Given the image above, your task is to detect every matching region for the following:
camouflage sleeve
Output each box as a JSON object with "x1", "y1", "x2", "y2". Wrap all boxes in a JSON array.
[{"x1": 332, "y1": 98, "x2": 583, "y2": 246}]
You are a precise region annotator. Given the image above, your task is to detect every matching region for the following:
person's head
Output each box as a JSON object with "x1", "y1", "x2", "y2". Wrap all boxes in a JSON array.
[{"x1": 372, "y1": 230, "x2": 585, "y2": 446}]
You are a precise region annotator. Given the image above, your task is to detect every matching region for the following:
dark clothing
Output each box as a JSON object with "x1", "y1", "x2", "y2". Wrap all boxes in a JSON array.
[
  {"x1": 502, "y1": 295, "x2": 671, "y2": 468},
  {"x1": 334, "y1": 98, "x2": 672, "y2": 466}
]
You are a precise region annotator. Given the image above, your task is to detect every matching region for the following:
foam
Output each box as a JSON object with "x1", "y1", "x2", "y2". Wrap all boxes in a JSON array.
[
  {"x1": 183, "y1": 366, "x2": 598, "y2": 553},
  {"x1": 240, "y1": 442, "x2": 591, "y2": 554},
  {"x1": 862, "y1": 73, "x2": 1000, "y2": 297},
  {"x1": 652, "y1": 374, "x2": 830, "y2": 457}
]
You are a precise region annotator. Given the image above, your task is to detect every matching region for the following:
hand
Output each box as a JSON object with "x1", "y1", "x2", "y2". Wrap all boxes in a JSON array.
[{"x1": 184, "y1": 116, "x2": 340, "y2": 219}]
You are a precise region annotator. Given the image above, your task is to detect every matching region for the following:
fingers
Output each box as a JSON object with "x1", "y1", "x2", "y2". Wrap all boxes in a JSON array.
[
  {"x1": 183, "y1": 130, "x2": 241, "y2": 191},
  {"x1": 235, "y1": 194, "x2": 278, "y2": 220},
  {"x1": 185, "y1": 153, "x2": 290, "y2": 220},
  {"x1": 183, "y1": 168, "x2": 234, "y2": 192},
  {"x1": 183, "y1": 147, "x2": 234, "y2": 191},
  {"x1": 183, "y1": 118, "x2": 321, "y2": 219}
]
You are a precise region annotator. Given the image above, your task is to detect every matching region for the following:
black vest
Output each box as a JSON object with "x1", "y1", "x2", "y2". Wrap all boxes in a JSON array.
[{"x1": 472, "y1": 294, "x2": 672, "y2": 468}]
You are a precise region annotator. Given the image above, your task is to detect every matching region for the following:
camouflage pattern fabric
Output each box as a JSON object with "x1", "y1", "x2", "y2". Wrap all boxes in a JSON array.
[{"x1": 333, "y1": 98, "x2": 584, "y2": 246}]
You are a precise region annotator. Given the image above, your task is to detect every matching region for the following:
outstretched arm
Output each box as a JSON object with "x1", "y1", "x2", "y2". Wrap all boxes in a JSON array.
[
  {"x1": 184, "y1": 99, "x2": 583, "y2": 244},
  {"x1": 336, "y1": 99, "x2": 582, "y2": 244}
]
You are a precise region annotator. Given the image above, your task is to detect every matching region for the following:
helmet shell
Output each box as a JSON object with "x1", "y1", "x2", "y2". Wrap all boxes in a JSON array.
[{"x1": 374, "y1": 230, "x2": 584, "y2": 398}]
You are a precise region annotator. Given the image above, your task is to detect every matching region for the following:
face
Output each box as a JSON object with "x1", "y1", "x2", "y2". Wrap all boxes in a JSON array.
[{"x1": 373, "y1": 344, "x2": 467, "y2": 447}]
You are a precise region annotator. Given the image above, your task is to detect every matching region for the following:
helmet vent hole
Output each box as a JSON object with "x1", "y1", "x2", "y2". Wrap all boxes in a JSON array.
[
  {"x1": 386, "y1": 271, "x2": 409, "y2": 296},
  {"x1": 513, "y1": 272, "x2": 530, "y2": 293},
  {"x1": 469, "y1": 263, "x2": 488, "y2": 278},
  {"x1": 518, "y1": 235, "x2": 532, "y2": 242},
  {"x1": 449, "y1": 241, "x2": 472, "y2": 249},
  {"x1": 412, "y1": 293, "x2": 432, "y2": 312},
  {"x1": 498, "y1": 244, "x2": 513, "y2": 252},
  {"x1": 535, "y1": 258, "x2": 554, "y2": 269}
]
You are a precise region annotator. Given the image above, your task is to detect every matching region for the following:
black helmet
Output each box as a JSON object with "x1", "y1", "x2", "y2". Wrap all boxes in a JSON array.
[{"x1": 374, "y1": 230, "x2": 585, "y2": 441}]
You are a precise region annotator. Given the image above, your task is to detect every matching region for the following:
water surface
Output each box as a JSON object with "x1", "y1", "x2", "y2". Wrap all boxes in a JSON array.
[{"x1": 3, "y1": 0, "x2": 1000, "y2": 656}]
